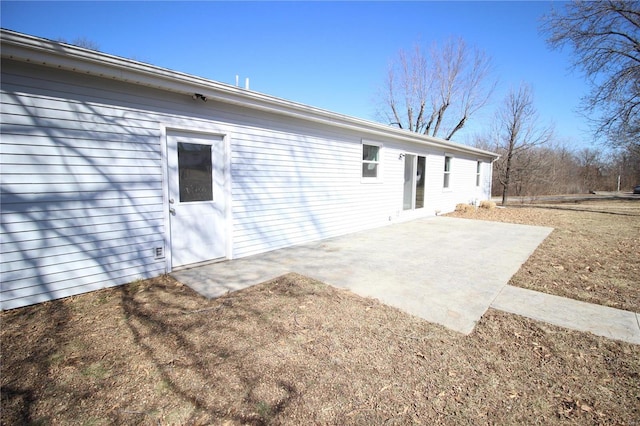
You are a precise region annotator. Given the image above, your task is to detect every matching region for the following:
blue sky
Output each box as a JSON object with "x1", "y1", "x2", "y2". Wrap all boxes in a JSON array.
[{"x1": 1, "y1": 1, "x2": 592, "y2": 148}]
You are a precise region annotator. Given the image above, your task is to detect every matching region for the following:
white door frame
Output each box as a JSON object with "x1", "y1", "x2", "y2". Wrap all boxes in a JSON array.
[
  {"x1": 160, "y1": 125, "x2": 232, "y2": 272},
  {"x1": 402, "y1": 152, "x2": 426, "y2": 212}
]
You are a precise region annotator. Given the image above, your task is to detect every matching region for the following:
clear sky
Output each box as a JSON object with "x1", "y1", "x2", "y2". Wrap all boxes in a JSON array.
[{"x1": 1, "y1": 1, "x2": 592, "y2": 148}]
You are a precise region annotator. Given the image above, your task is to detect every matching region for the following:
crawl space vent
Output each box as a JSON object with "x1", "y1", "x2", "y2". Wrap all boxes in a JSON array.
[{"x1": 154, "y1": 246, "x2": 165, "y2": 260}]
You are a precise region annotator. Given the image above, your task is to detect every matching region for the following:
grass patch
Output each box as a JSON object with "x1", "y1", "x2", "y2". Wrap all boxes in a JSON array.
[{"x1": 2, "y1": 200, "x2": 638, "y2": 425}]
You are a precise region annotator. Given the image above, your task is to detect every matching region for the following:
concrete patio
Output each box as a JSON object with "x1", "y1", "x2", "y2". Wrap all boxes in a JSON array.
[
  {"x1": 173, "y1": 216, "x2": 553, "y2": 334},
  {"x1": 173, "y1": 216, "x2": 640, "y2": 343}
]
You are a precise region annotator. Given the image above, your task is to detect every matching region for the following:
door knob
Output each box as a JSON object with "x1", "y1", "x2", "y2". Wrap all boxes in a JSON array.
[{"x1": 169, "y1": 208, "x2": 176, "y2": 215}]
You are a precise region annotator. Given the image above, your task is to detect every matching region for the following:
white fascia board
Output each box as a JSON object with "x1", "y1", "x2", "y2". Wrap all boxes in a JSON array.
[{"x1": 1, "y1": 29, "x2": 499, "y2": 160}]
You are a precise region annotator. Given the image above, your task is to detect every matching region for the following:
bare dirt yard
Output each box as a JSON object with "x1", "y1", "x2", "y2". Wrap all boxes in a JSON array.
[{"x1": 2, "y1": 199, "x2": 639, "y2": 425}]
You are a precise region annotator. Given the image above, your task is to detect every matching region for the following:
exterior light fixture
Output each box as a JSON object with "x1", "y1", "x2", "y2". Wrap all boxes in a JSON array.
[{"x1": 193, "y1": 93, "x2": 207, "y2": 102}]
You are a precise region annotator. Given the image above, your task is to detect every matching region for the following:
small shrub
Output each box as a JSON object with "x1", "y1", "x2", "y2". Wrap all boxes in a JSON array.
[
  {"x1": 480, "y1": 200, "x2": 497, "y2": 209},
  {"x1": 455, "y1": 203, "x2": 474, "y2": 213}
]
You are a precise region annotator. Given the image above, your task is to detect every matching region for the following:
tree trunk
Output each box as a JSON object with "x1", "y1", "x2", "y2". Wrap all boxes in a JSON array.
[{"x1": 501, "y1": 149, "x2": 514, "y2": 205}]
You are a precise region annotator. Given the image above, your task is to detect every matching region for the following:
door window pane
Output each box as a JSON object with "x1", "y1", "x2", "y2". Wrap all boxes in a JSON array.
[{"x1": 178, "y1": 142, "x2": 213, "y2": 202}]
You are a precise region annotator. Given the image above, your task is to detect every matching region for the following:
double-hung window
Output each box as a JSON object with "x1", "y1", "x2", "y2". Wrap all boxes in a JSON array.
[
  {"x1": 362, "y1": 141, "x2": 382, "y2": 181},
  {"x1": 476, "y1": 161, "x2": 482, "y2": 187},
  {"x1": 443, "y1": 156, "x2": 452, "y2": 188}
]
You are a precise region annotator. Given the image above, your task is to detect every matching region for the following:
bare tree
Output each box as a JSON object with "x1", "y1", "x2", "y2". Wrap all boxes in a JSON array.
[
  {"x1": 379, "y1": 37, "x2": 495, "y2": 140},
  {"x1": 57, "y1": 36, "x2": 100, "y2": 51},
  {"x1": 615, "y1": 146, "x2": 640, "y2": 189},
  {"x1": 493, "y1": 84, "x2": 554, "y2": 205},
  {"x1": 543, "y1": 0, "x2": 640, "y2": 148},
  {"x1": 575, "y1": 148, "x2": 604, "y2": 192},
  {"x1": 478, "y1": 134, "x2": 637, "y2": 196}
]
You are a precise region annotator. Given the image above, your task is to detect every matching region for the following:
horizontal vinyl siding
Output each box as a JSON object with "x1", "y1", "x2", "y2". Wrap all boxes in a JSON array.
[
  {"x1": 421, "y1": 154, "x2": 492, "y2": 215},
  {"x1": 1, "y1": 65, "x2": 166, "y2": 309},
  {"x1": 1, "y1": 57, "x2": 494, "y2": 309},
  {"x1": 479, "y1": 161, "x2": 493, "y2": 199},
  {"x1": 231, "y1": 128, "x2": 400, "y2": 258}
]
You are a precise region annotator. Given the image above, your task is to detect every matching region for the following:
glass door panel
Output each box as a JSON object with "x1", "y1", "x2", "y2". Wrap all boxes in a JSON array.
[
  {"x1": 415, "y1": 156, "x2": 425, "y2": 209},
  {"x1": 403, "y1": 154, "x2": 415, "y2": 210},
  {"x1": 403, "y1": 154, "x2": 426, "y2": 211}
]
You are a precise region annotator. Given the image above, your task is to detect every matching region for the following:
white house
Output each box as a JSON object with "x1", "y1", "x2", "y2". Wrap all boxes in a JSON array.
[{"x1": 0, "y1": 29, "x2": 498, "y2": 310}]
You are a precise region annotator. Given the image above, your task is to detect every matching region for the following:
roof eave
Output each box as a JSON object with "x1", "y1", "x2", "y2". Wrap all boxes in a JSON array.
[{"x1": 0, "y1": 28, "x2": 499, "y2": 159}]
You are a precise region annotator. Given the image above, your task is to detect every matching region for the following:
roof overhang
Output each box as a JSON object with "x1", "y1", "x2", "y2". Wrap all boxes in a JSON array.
[{"x1": 1, "y1": 28, "x2": 499, "y2": 160}]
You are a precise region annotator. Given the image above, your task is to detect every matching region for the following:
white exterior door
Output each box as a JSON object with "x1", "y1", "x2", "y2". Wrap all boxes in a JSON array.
[{"x1": 167, "y1": 131, "x2": 227, "y2": 268}]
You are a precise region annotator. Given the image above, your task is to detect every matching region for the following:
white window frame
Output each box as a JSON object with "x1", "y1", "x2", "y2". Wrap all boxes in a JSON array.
[
  {"x1": 361, "y1": 140, "x2": 383, "y2": 183},
  {"x1": 476, "y1": 160, "x2": 482, "y2": 187},
  {"x1": 443, "y1": 155, "x2": 452, "y2": 190}
]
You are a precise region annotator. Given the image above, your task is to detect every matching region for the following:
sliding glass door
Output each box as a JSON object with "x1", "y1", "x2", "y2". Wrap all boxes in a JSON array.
[{"x1": 403, "y1": 154, "x2": 425, "y2": 211}]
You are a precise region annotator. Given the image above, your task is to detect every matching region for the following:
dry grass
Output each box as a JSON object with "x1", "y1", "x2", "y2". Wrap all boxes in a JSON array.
[
  {"x1": 448, "y1": 199, "x2": 640, "y2": 312},
  {"x1": 2, "y1": 200, "x2": 639, "y2": 425},
  {"x1": 454, "y1": 203, "x2": 475, "y2": 213},
  {"x1": 479, "y1": 200, "x2": 496, "y2": 209}
]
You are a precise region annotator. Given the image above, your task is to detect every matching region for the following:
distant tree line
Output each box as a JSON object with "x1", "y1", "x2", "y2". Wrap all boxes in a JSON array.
[
  {"x1": 488, "y1": 0, "x2": 640, "y2": 200},
  {"x1": 476, "y1": 138, "x2": 640, "y2": 198},
  {"x1": 474, "y1": 81, "x2": 640, "y2": 200}
]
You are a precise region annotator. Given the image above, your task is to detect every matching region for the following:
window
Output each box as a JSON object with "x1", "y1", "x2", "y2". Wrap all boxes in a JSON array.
[
  {"x1": 476, "y1": 161, "x2": 482, "y2": 187},
  {"x1": 443, "y1": 156, "x2": 452, "y2": 188},
  {"x1": 178, "y1": 142, "x2": 213, "y2": 202},
  {"x1": 362, "y1": 142, "x2": 381, "y2": 179}
]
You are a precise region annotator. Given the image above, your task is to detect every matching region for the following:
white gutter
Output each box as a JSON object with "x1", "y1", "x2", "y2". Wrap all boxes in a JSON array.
[{"x1": 1, "y1": 28, "x2": 499, "y2": 159}]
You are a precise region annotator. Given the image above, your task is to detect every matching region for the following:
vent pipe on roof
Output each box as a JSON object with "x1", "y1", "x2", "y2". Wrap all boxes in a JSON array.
[
  {"x1": 235, "y1": 75, "x2": 239, "y2": 87},
  {"x1": 245, "y1": 77, "x2": 250, "y2": 90}
]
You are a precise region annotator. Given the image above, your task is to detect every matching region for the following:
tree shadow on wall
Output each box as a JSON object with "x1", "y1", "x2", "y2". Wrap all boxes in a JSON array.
[{"x1": 1, "y1": 72, "x2": 166, "y2": 309}]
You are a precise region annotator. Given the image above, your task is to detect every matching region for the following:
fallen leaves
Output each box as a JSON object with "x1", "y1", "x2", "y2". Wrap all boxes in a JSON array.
[
  {"x1": 2, "y1": 201, "x2": 640, "y2": 425},
  {"x1": 447, "y1": 200, "x2": 640, "y2": 312}
]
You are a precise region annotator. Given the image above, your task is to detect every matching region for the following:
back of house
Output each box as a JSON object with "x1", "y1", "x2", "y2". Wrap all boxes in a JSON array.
[{"x1": 0, "y1": 29, "x2": 498, "y2": 310}]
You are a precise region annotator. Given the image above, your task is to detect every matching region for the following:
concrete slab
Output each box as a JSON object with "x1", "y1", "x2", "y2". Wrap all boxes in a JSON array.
[
  {"x1": 492, "y1": 285, "x2": 640, "y2": 345},
  {"x1": 173, "y1": 216, "x2": 553, "y2": 334}
]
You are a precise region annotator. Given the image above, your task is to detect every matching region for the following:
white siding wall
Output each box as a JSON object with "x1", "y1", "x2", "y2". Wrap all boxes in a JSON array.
[
  {"x1": 1, "y1": 59, "x2": 493, "y2": 309},
  {"x1": 420, "y1": 153, "x2": 493, "y2": 215},
  {"x1": 1, "y1": 63, "x2": 167, "y2": 310},
  {"x1": 230, "y1": 131, "x2": 402, "y2": 257}
]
